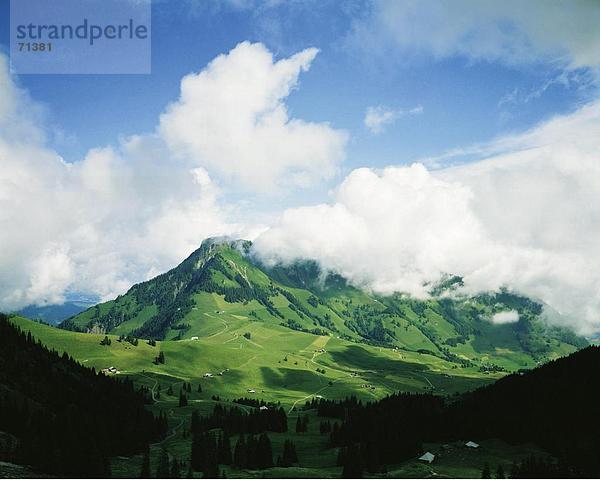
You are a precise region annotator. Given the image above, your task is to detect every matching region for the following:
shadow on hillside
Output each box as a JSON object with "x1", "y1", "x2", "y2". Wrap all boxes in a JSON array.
[
  {"x1": 470, "y1": 322, "x2": 521, "y2": 354},
  {"x1": 260, "y1": 366, "x2": 325, "y2": 392},
  {"x1": 329, "y1": 344, "x2": 430, "y2": 375}
]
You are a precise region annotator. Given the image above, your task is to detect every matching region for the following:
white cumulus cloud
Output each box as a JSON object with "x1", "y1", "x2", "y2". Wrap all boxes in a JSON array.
[
  {"x1": 160, "y1": 41, "x2": 347, "y2": 192},
  {"x1": 1, "y1": 42, "x2": 342, "y2": 309},
  {"x1": 254, "y1": 101, "x2": 600, "y2": 335},
  {"x1": 0, "y1": 49, "x2": 275, "y2": 309}
]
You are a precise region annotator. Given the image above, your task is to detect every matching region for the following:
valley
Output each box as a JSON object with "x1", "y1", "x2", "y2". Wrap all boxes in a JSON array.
[{"x1": 7, "y1": 315, "x2": 548, "y2": 478}]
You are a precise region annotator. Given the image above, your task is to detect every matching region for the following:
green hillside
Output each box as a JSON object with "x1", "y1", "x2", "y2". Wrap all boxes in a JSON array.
[
  {"x1": 62, "y1": 238, "x2": 586, "y2": 373},
  {"x1": 11, "y1": 314, "x2": 489, "y2": 407},
  {"x1": 5, "y1": 314, "x2": 557, "y2": 478}
]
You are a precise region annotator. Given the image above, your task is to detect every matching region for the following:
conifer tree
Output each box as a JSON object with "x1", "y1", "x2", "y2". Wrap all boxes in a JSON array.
[
  {"x1": 139, "y1": 444, "x2": 151, "y2": 478},
  {"x1": 202, "y1": 434, "x2": 219, "y2": 480},
  {"x1": 302, "y1": 415, "x2": 309, "y2": 432},
  {"x1": 179, "y1": 390, "x2": 188, "y2": 407},
  {"x1": 280, "y1": 440, "x2": 298, "y2": 467},
  {"x1": 233, "y1": 434, "x2": 247, "y2": 468},
  {"x1": 156, "y1": 447, "x2": 170, "y2": 478},
  {"x1": 342, "y1": 444, "x2": 363, "y2": 479},
  {"x1": 257, "y1": 433, "x2": 273, "y2": 469},
  {"x1": 336, "y1": 447, "x2": 347, "y2": 467},
  {"x1": 482, "y1": 463, "x2": 491, "y2": 479},
  {"x1": 190, "y1": 432, "x2": 203, "y2": 471},
  {"x1": 245, "y1": 435, "x2": 257, "y2": 469},
  {"x1": 170, "y1": 456, "x2": 181, "y2": 478},
  {"x1": 218, "y1": 432, "x2": 232, "y2": 465}
]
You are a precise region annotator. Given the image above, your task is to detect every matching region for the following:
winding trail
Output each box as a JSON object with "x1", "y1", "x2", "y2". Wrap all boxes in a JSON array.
[
  {"x1": 162, "y1": 410, "x2": 185, "y2": 443},
  {"x1": 223, "y1": 333, "x2": 239, "y2": 344},
  {"x1": 205, "y1": 317, "x2": 229, "y2": 339},
  {"x1": 138, "y1": 373, "x2": 159, "y2": 401},
  {"x1": 287, "y1": 342, "x2": 363, "y2": 414},
  {"x1": 288, "y1": 384, "x2": 331, "y2": 415},
  {"x1": 138, "y1": 373, "x2": 187, "y2": 445},
  {"x1": 415, "y1": 373, "x2": 435, "y2": 389}
]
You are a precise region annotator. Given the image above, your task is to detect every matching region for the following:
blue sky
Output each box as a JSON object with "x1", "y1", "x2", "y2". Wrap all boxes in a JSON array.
[
  {"x1": 0, "y1": 0, "x2": 594, "y2": 189},
  {"x1": 2, "y1": 0, "x2": 600, "y2": 334}
]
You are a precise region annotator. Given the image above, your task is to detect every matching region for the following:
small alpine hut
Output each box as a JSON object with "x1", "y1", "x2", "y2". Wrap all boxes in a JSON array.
[
  {"x1": 418, "y1": 452, "x2": 435, "y2": 464},
  {"x1": 465, "y1": 441, "x2": 480, "y2": 449}
]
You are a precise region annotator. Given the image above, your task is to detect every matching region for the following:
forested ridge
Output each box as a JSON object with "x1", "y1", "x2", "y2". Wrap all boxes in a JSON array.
[
  {"x1": 0, "y1": 313, "x2": 167, "y2": 477},
  {"x1": 311, "y1": 345, "x2": 600, "y2": 477}
]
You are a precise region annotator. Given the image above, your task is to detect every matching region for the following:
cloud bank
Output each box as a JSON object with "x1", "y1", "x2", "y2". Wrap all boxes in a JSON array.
[
  {"x1": 254, "y1": 101, "x2": 600, "y2": 335},
  {"x1": 1, "y1": 42, "x2": 341, "y2": 309},
  {"x1": 351, "y1": 0, "x2": 600, "y2": 72},
  {"x1": 2, "y1": 35, "x2": 600, "y2": 338}
]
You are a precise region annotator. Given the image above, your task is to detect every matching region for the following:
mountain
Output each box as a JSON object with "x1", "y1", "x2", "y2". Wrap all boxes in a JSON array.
[{"x1": 62, "y1": 237, "x2": 586, "y2": 372}]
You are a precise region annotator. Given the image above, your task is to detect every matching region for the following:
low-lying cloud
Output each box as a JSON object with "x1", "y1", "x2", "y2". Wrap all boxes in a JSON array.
[
  {"x1": 492, "y1": 311, "x2": 520, "y2": 325},
  {"x1": 254, "y1": 101, "x2": 600, "y2": 335}
]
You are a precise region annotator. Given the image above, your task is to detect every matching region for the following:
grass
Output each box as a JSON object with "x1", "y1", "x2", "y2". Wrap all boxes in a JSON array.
[
  {"x1": 9, "y1": 315, "x2": 551, "y2": 478},
  {"x1": 10, "y1": 314, "x2": 497, "y2": 405}
]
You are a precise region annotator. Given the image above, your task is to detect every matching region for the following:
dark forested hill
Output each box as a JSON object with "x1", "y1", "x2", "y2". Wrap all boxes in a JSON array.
[
  {"x1": 443, "y1": 344, "x2": 600, "y2": 475},
  {"x1": 317, "y1": 345, "x2": 600, "y2": 477},
  {"x1": 0, "y1": 313, "x2": 167, "y2": 477}
]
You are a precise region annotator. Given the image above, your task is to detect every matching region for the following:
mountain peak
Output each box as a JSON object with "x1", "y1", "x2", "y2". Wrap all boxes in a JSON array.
[
  {"x1": 193, "y1": 236, "x2": 252, "y2": 258},
  {"x1": 62, "y1": 236, "x2": 587, "y2": 369}
]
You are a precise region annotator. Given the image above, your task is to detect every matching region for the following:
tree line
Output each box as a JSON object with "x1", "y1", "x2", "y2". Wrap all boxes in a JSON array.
[{"x1": 191, "y1": 403, "x2": 288, "y2": 435}]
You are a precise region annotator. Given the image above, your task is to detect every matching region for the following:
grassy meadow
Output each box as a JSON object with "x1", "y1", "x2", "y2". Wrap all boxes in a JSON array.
[{"x1": 8, "y1": 313, "x2": 548, "y2": 478}]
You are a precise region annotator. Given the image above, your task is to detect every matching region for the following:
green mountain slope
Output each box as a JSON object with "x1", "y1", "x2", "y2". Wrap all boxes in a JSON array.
[
  {"x1": 6, "y1": 314, "x2": 524, "y2": 478},
  {"x1": 62, "y1": 238, "x2": 586, "y2": 372}
]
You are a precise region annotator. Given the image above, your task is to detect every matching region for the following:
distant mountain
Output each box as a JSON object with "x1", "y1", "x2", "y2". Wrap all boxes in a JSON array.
[
  {"x1": 17, "y1": 298, "x2": 96, "y2": 325},
  {"x1": 62, "y1": 238, "x2": 587, "y2": 371}
]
